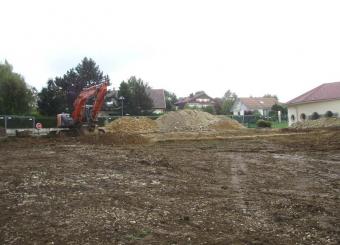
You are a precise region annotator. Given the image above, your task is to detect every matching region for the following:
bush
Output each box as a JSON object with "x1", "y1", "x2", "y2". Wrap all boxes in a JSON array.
[
  {"x1": 256, "y1": 119, "x2": 272, "y2": 128},
  {"x1": 310, "y1": 112, "x2": 320, "y2": 120},
  {"x1": 202, "y1": 106, "x2": 215, "y2": 115},
  {"x1": 325, "y1": 111, "x2": 333, "y2": 118}
]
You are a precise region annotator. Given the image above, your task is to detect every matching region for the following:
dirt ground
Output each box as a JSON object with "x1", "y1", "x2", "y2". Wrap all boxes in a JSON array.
[{"x1": 0, "y1": 128, "x2": 339, "y2": 244}]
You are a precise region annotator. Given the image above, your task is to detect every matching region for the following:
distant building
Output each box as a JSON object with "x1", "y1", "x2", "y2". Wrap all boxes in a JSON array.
[
  {"x1": 147, "y1": 89, "x2": 166, "y2": 114},
  {"x1": 286, "y1": 82, "x2": 340, "y2": 126},
  {"x1": 175, "y1": 91, "x2": 215, "y2": 109},
  {"x1": 231, "y1": 97, "x2": 278, "y2": 116}
]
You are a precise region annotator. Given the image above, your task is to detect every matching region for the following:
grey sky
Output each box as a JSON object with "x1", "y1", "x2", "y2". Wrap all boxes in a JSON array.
[{"x1": 1, "y1": 0, "x2": 340, "y2": 102}]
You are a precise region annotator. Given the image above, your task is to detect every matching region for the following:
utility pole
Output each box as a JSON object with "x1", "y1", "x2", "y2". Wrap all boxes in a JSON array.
[
  {"x1": 4, "y1": 116, "x2": 7, "y2": 131},
  {"x1": 119, "y1": 96, "x2": 125, "y2": 117}
]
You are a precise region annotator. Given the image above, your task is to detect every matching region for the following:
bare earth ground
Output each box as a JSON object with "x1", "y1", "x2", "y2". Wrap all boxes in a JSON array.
[{"x1": 0, "y1": 129, "x2": 339, "y2": 244}]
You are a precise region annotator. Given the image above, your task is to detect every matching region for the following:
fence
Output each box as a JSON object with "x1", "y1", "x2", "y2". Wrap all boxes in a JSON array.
[
  {"x1": 229, "y1": 115, "x2": 288, "y2": 128},
  {"x1": 0, "y1": 114, "x2": 288, "y2": 134},
  {"x1": 0, "y1": 115, "x2": 59, "y2": 129},
  {"x1": 0, "y1": 115, "x2": 36, "y2": 129},
  {"x1": 0, "y1": 115, "x2": 161, "y2": 130}
]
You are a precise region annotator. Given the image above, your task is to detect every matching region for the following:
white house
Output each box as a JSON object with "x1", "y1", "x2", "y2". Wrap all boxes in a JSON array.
[
  {"x1": 286, "y1": 82, "x2": 340, "y2": 126},
  {"x1": 231, "y1": 97, "x2": 278, "y2": 116}
]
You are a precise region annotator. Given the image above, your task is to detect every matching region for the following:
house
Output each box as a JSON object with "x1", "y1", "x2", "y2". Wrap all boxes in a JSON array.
[
  {"x1": 231, "y1": 97, "x2": 278, "y2": 116},
  {"x1": 147, "y1": 89, "x2": 166, "y2": 114},
  {"x1": 175, "y1": 91, "x2": 215, "y2": 109},
  {"x1": 286, "y1": 82, "x2": 340, "y2": 126}
]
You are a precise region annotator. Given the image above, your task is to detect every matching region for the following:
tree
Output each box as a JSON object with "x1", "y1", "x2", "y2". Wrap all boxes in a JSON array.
[
  {"x1": 202, "y1": 105, "x2": 215, "y2": 114},
  {"x1": 37, "y1": 79, "x2": 67, "y2": 116},
  {"x1": 270, "y1": 103, "x2": 287, "y2": 119},
  {"x1": 271, "y1": 103, "x2": 286, "y2": 113},
  {"x1": 263, "y1": 94, "x2": 278, "y2": 100},
  {"x1": 58, "y1": 57, "x2": 106, "y2": 110},
  {"x1": 213, "y1": 98, "x2": 223, "y2": 115},
  {"x1": 117, "y1": 76, "x2": 153, "y2": 115},
  {"x1": 221, "y1": 90, "x2": 237, "y2": 115},
  {"x1": 38, "y1": 57, "x2": 108, "y2": 114},
  {"x1": 164, "y1": 90, "x2": 177, "y2": 111},
  {"x1": 0, "y1": 61, "x2": 35, "y2": 114}
]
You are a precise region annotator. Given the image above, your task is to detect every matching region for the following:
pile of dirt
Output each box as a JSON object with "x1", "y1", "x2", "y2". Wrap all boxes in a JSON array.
[
  {"x1": 291, "y1": 117, "x2": 340, "y2": 129},
  {"x1": 105, "y1": 117, "x2": 158, "y2": 133},
  {"x1": 156, "y1": 110, "x2": 243, "y2": 132},
  {"x1": 209, "y1": 117, "x2": 245, "y2": 130},
  {"x1": 79, "y1": 132, "x2": 149, "y2": 145}
]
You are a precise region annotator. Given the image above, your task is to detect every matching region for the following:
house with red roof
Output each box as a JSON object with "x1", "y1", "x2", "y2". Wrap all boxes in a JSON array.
[
  {"x1": 286, "y1": 82, "x2": 340, "y2": 126},
  {"x1": 174, "y1": 91, "x2": 215, "y2": 109},
  {"x1": 231, "y1": 97, "x2": 278, "y2": 116}
]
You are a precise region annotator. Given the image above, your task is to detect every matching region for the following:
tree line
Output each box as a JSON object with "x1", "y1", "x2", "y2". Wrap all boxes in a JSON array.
[
  {"x1": 0, "y1": 57, "x2": 285, "y2": 117},
  {"x1": 0, "y1": 61, "x2": 36, "y2": 115},
  {"x1": 0, "y1": 58, "x2": 159, "y2": 116}
]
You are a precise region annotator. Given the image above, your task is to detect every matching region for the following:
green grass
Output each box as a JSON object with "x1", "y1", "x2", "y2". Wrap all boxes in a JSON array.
[{"x1": 271, "y1": 121, "x2": 288, "y2": 128}]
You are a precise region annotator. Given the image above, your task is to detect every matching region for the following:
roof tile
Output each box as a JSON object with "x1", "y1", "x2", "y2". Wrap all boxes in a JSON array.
[
  {"x1": 287, "y1": 82, "x2": 340, "y2": 105},
  {"x1": 239, "y1": 97, "x2": 278, "y2": 110},
  {"x1": 148, "y1": 89, "x2": 166, "y2": 109}
]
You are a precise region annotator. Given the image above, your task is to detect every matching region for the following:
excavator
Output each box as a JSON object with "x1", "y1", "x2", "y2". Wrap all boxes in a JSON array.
[{"x1": 55, "y1": 80, "x2": 108, "y2": 135}]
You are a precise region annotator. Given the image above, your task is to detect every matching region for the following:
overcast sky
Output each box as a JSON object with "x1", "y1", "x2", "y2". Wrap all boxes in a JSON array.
[{"x1": 1, "y1": 0, "x2": 340, "y2": 102}]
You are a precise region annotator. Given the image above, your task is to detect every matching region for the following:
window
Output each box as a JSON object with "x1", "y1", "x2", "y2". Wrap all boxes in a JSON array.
[
  {"x1": 291, "y1": 115, "x2": 295, "y2": 121},
  {"x1": 300, "y1": 113, "x2": 306, "y2": 120},
  {"x1": 197, "y1": 98, "x2": 209, "y2": 103}
]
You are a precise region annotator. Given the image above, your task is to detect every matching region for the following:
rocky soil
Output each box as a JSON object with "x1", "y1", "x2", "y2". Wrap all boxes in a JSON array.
[
  {"x1": 0, "y1": 128, "x2": 339, "y2": 244},
  {"x1": 105, "y1": 117, "x2": 158, "y2": 133},
  {"x1": 291, "y1": 117, "x2": 340, "y2": 129},
  {"x1": 156, "y1": 110, "x2": 243, "y2": 132}
]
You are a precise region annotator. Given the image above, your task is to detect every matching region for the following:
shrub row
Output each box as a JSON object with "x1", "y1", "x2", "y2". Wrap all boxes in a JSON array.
[
  {"x1": 256, "y1": 119, "x2": 272, "y2": 128},
  {"x1": 309, "y1": 111, "x2": 336, "y2": 120}
]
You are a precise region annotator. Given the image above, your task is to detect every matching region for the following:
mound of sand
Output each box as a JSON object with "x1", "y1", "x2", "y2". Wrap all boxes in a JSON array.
[
  {"x1": 105, "y1": 117, "x2": 158, "y2": 133},
  {"x1": 156, "y1": 110, "x2": 243, "y2": 132},
  {"x1": 209, "y1": 117, "x2": 245, "y2": 130},
  {"x1": 291, "y1": 117, "x2": 340, "y2": 129}
]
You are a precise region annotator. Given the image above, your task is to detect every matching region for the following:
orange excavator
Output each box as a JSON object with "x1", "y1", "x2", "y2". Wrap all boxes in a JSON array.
[{"x1": 56, "y1": 80, "x2": 108, "y2": 135}]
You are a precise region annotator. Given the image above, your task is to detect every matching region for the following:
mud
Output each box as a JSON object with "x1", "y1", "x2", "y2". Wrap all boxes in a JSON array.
[{"x1": 0, "y1": 129, "x2": 339, "y2": 244}]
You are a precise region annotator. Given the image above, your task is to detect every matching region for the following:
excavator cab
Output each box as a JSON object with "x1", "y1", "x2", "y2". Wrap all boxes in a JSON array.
[{"x1": 57, "y1": 113, "x2": 74, "y2": 128}]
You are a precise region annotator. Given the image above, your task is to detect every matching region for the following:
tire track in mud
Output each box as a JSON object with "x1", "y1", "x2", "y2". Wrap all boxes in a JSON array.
[
  {"x1": 229, "y1": 155, "x2": 248, "y2": 214},
  {"x1": 216, "y1": 151, "x2": 273, "y2": 227},
  {"x1": 215, "y1": 151, "x2": 258, "y2": 216}
]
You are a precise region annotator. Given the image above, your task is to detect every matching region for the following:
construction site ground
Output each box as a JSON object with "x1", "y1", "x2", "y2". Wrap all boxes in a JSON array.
[{"x1": 0, "y1": 128, "x2": 339, "y2": 244}]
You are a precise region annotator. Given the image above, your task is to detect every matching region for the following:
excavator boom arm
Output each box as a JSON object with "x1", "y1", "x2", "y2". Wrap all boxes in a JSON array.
[{"x1": 91, "y1": 83, "x2": 107, "y2": 121}]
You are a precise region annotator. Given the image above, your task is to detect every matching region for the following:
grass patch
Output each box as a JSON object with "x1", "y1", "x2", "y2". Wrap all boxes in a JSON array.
[{"x1": 271, "y1": 121, "x2": 288, "y2": 128}]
